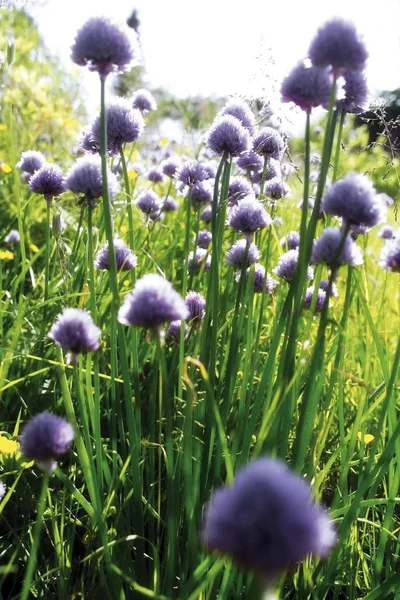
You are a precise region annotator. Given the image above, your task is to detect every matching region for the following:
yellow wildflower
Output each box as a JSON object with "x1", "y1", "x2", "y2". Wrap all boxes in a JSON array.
[
  {"x1": 357, "y1": 432, "x2": 374, "y2": 445},
  {"x1": 29, "y1": 244, "x2": 39, "y2": 253},
  {"x1": 0, "y1": 436, "x2": 18, "y2": 455},
  {"x1": 0, "y1": 250, "x2": 14, "y2": 260},
  {"x1": 0, "y1": 163, "x2": 12, "y2": 174}
]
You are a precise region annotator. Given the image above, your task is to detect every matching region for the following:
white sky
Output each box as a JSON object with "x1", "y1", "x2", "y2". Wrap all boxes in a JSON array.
[{"x1": 27, "y1": 0, "x2": 400, "y2": 130}]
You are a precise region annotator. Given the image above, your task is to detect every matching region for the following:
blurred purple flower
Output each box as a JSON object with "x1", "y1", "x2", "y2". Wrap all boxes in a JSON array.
[
  {"x1": 228, "y1": 177, "x2": 254, "y2": 206},
  {"x1": 311, "y1": 227, "x2": 363, "y2": 267},
  {"x1": 190, "y1": 180, "x2": 213, "y2": 208},
  {"x1": 162, "y1": 196, "x2": 179, "y2": 212},
  {"x1": 380, "y1": 236, "x2": 400, "y2": 272},
  {"x1": 197, "y1": 230, "x2": 212, "y2": 249},
  {"x1": 118, "y1": 273, "x2": 188, "y2": 331},
  {"x1": 226, "y1": 239, "x2": 260, "y2": 269},
  {"x1": 321, "y1": 173, "x2": 387, "y2": 228},
  {"x1": 185, "y1": 290, "x2": 206, "y2": 323},
  {"x1": 161, "y1": 157, "x2": 181, "y2": 178},
  {"x1": 131, "y1": 88, "x2": 157, "y2": 112},
  {"x1": 200, "y1": 205, "x2": 212, "y2": 224},
  {"x1": 71, "y1": 17, "x2": 137, "y2": 77},
  {"x1": 206, "y1": 115, "x2": 251, "y2": 157},
  {"x1": 281, "y1": 62, "x2": 332, "y2": 112},
  {"x1": 274, "y1": 249, "x2": 314, "y2": 283},
  {"x1": 218, "y1": 99, "x2": 255, "y2": 133},
  {"x1": 202, "y1": 457, "x2": 335, "y2": 576},
  {"x1": 308, "y1": 18, "x2": 368, "y2": 73},
  {"x1": 136, "y1": 189, "x2": 162, "y2": 215},
  {"x1": 166, "y1": 319, "x2": 188, "y2": 340},
  {"x1": 280, "y1": 231, "x2": 300, "y2": 251},
  {"x1": 17, "y1": 150, "x2": 46, "y2": 177},
  {"x1": 337, "y1": 70, "x2": 369, "y2": 114},
  {"x1": 29, "y1": 164, "x2": 67, "y2": 201},
  {"x1": 265, "y1": 178, "x2": 290, "y2": 200},
  {"x1": 304, "y1": 286, "x2": 327, "y2": 312},
  {"x1": 188, "y1": 248, "x2": 211, "y2": 273},
  {"x1": 237, "y1": 150, "x2": 263, "y2": 174},
  {"x1": 4, "y1": 229, "x2": 20, "y2": 245},
  {"x1": 83, "y1": 99, "x2": 145, "y2": 156},
  {"x1": 253, "y1": 128, "x2": 285, "y2": 161},
  {"x1": 48, "y1": 308, "x2": 101, "y2": 365},
  {"x1": 20, "y1": 412, "x2": 74, "y2": 472},
  {"x1": 147, "y1": 166, "x2": 165, "y2": 183},
  {"x1": 95, "y1": 238, "x2": 137, "y2": 271},
  {"x1": 228, "y1": 198, "x2": 271, "y2": 241},
  {"x1": 66, "y1": 156, "x2": 119, "y2": 206},
  {"x1": 379, "y1": 225, "x2": 394, "y2": 240},
  {"x1": 177, "y1": 160, "x2": 208, "y2": 187}
]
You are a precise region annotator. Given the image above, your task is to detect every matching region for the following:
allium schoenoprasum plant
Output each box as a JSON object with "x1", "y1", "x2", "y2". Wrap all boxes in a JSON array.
[{"x1": 1, "y1": 6, "x2": 400, "y2": 600}]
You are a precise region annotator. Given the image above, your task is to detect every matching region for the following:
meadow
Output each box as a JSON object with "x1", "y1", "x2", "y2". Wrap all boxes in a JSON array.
[{"x1": 0, "y1": 7, "x2": 399, "y2": 600}]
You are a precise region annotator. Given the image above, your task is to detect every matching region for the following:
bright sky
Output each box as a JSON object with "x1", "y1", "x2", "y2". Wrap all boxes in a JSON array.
[{"x1": 28, "y1": 0, "x2": 400, "y2": 128}]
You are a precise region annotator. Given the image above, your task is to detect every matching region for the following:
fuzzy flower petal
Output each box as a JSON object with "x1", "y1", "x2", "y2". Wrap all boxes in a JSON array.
[
  {"x1": 95, "y1": 239, "x2": 137, "y2": 271},
  {"x1": 281, "y1": 62, "x2": 332, "y2": 112},
  {"x1": 49, "y1": 308, "x2": 101, "y2": 362},
  {"x1": 29, "y1": 164, "x2": 67, "y2": 200},
  {"x1": 71, "y1": 17, "x2": 137, "y2": 77},
  {"x1": 308, "y1": 18, "x2": 368, "y2": 72},
  {"x1": 66, "y1": 155, "x2": 120, "y2": 203},
  {"x1": 20, "y1": 412, "x2": 74, "y2": 471},
  {"x1": 118, "y1": 273, "x2": 189, "y2": 329},
  {"x1": 202, "y1": 457, "x2": 336, "y2": 576},
  {"x1": 206, "y1": 115, "x2": 251, "y2": 157}
]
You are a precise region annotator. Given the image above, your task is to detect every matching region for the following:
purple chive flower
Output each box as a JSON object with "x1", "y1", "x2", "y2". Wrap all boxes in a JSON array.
[
  {"x1": 308, "y1": 18, "x2": 368, "y2": 73},
  {"x1": 48, "y1": 308, "x2": 101, "y2": 365},
  {"x1": 147, "y1": 167, "x2": 165, "y2": 183},
  {"x1": 237, "y1": 150, "x2": 263, "y2": 174},
  {"x1": 228, "y1": 198, "x2": 272, "y2": 241},
  {"x1": 190, "y1": 181, "x2": 213, "y2": 208},
  {"x1": 177, "y1": 160, "x2": 208, "y2": 187},
  {"x1": 245, "y1": 264, "x2": 278, "y2": 294},
  {"x1": 200, "y1": 205, "x2": 212, "y2": 224},
  {"x1": 202, "y1": 457, "x2": 335, "y2": 577},
  {"x1": 206, "y1": 115, "x2": 251, "y2": 157},
  {"x1": 161, "y1": 157, "x2": 181, "y2": 178},
  {"x1": 380, "y1": 236, "x2": 400, "y2": 272},
  {"x1": 226, "y1": 239, "x2": 260, "y2": 269},
  {"x1": 118, "y1": 273, "x2": 189, "y2": 331},
  {"x1": 202, "y1": 161, "x2": 217, "y2": 179},
  {"x1": 265, "y1": 177, "x2": 290, "y2": 200},
  {"x1": 188, "y1": 248, "x2": 211, "y2": 273},
  {"x1": 379, "y1": 225, "x2": 394, "y2": 240},
  {"x1": 149, "y1": 209, "x2": 164, "y2": 222},
  {"x1": 66, "y1": 156, "x2": 119, "y2": 206},
  {"x1": 197, "y1": 230, "x2": 212, "y2": 249},
  {"x1": 280, "y1": 231, "x2": 300, "y2": 251},
  {"x1": 17, "y1": 150, "x2": 46, "y2": 178},
  {"x1": 228, "y1": 177, "x2": 254, "y2": 206},
  {"x1": 71, "y1": 17, "x2": 137, "y2": 77},
  {"x1": 337, "y1": 70, "x2": 369, "y2": 114},
  {"x1": 20, "y1": 412, "x2": 74, "y2": 472},
  {"x1": 311, "y1": 227, "x2": 363, "y2": 267},
  {"x1": 29, "y1": 164, "x2": 67, "y2": 201},
  {"x1": 281, "y1": 62, "x2": 332, "y2": 113},
  {"x1": 162, "y1": 196, "x2": 179, "y2": 212},
  {"x1": 253, "y1": 128, "x2": 285, "y2": 161},
  {"x1": 131, "y1": 88, "x2": 157, "y2": 112},
  {"x1": 304, "y1": 286, "x2": 327, "y2": 313},
  {"x1": 83, "y1": 99, "x2": 145, "y2": 157},
  {"x1": 320, "y1": 279, "x2": 339, "y2": 297},
  {"x1": 166, "y1": 319, "x2": 188, "y2": 340},
  {"x1": 218, "y1": 99, "x2": 255, "y2": 133},
  {"x1": 4, "y1": 229, "x2": 20, "y2": 245},
  {"x1": 136, "y1": 189, "x2": 162, "y2": 215},
  {"x1": 185, "y1": 290, "x2": 206, "y2": 324},
  {"x1": 321, "y1": 173, "x2": 387, "y2": 228},
  {"x1": 95, "y1": 239, "x2": 137, "y2": 271},
  {"x1": 273, "y1": 249, "x2": 314, "y2": 283}
]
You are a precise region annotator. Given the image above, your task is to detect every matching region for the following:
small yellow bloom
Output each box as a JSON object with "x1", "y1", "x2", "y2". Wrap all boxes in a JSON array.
[
  {"x1": 357, "y1": 432, "x2": 374, "y2": 445},
  {"x1": 0, "y1": 436, "x2": 18, "y2": 455},
  {"x1": 29, "y1": 243, "x2": 39, "y2": 253},
  {"x1": 127, "y1": 169, "x2": 139, "y2": 181},
  {"x1": 0, "y1": 250, "x2": 14, "y2": 260},
  {"x1": 160, "y1": 138, "x2": 169, "y2": 147},
  {"x1": 0, "y1": 124, "x2": 7, "y2": 131},
  {"x1": 123, "y1": 279, "x2": 130, "y2": 287},
  {"x1": 0, "y1": 163, "x2": 12, "y2": 174}
]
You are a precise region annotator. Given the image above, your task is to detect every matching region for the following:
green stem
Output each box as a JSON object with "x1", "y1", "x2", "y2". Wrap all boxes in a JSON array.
[
  {"x1": 20, "y1": 471, "x2": 50, "y2": 600},
  {"x1": 332, "y1": 111, "x2": 346, "y2": 182}
]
